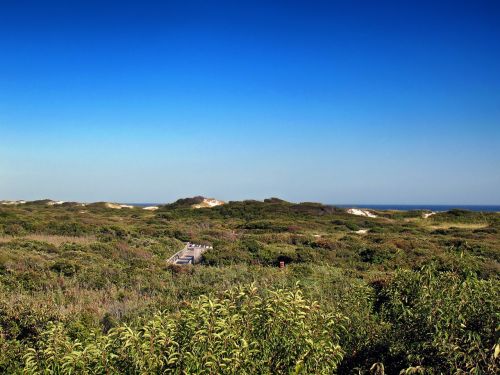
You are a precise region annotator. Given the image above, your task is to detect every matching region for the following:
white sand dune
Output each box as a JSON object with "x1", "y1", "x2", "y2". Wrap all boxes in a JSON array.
[
  {"x1": 355, "y1": 229, "x2": 369, "y2": 234},
  {"x1": 143, "y1": 206, "x2": 159, "y2": 211},
  {"x1": 192, "y1": 198, "x2": 225, "y2": 209},
  {"x1": 46, "y1": 200, "x2": 65, "y2": 206},
  {"x1": 104, "y1": 203, "x2": 134, "y2": 209},
  {"x1": 422, "y1": 212, "x2": 436, "y2": 219},
  {"x1": 0, "y1": 200, "x2": 26, "y2": 205},
  {"x1": 346, "y1": 208, "x2": 377, "y2": 218}
]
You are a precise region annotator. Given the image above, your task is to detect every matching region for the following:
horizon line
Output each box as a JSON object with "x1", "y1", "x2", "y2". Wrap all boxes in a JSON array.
[{"x1": 2, "y1": 198, "x2": 500, "y2": 207}]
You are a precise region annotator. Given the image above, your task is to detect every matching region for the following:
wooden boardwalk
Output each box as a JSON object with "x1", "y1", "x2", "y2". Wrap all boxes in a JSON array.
[{"x1": 167, "y1": 243, "x2": 212, "y2": 265}]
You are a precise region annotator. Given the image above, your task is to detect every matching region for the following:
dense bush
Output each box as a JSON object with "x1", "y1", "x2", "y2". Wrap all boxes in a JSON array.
[
  {"x1": 23, "y1": 285, "x2": 346, "y2": 374},
  {"x1": 379, "y1": 267, "x2": 500, "y2": 373}
]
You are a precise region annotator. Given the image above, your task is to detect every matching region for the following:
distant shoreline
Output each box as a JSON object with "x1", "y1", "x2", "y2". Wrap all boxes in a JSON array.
[
  {"x1": 127, "y1": 203, "x2": 500, "y2": 212},
  {"x1": 333, "y1": 204, "x2": 500, "y2": 212},
  {"x1": 2, "y1": 200, "x2": 499, "y2": 212}
]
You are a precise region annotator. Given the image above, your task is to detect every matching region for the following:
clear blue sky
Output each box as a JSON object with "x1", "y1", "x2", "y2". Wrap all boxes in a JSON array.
[{"x1": 1, "y1": 0, "x2": 499, "y2": 204}]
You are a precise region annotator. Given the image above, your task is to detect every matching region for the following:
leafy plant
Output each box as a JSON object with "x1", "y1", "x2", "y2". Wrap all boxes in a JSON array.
[{"x1": 23, "y1": 284, "x2": 347, "y2": 374}]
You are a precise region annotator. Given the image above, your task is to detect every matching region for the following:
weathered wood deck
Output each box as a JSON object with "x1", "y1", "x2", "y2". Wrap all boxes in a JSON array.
[{"x1": 167, "y1": 243, "x2": 212, "y2": 265}]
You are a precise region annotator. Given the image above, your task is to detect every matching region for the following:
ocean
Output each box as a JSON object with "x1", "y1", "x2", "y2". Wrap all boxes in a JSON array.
[{"x1": 333, "y1": 204, "x2": 500, "y2": 212}]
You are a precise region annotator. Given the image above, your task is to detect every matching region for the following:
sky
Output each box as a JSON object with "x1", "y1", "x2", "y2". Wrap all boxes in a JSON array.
[{"x1": 1, "y1": 0, "x2": 499, "y2": 204}]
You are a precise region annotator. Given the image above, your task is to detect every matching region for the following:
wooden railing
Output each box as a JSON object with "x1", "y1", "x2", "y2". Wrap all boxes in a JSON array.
[
  {"x1": 167, "y1": 243, "x2": 213, "y2": 265},
  {"x1": 166, "y1": 246, "x2": 187, "y2": 264}
]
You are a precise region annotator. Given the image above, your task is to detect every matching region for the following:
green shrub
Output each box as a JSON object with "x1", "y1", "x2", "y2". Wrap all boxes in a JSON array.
[
  {"x1": 379, "y1": 267, "x2": 500, "y2": 373},
  {"x1": 50, "y1": 260, "x2": 79, "y2": 277},
  {"x1": 345, "y1": 222, "x2": 360, "y2": 231},
  {"x1": 359, "y1": 248, "x2": 395, "y2": 264},
  {"x1": 24, "y1": 285, "x2": 347, "y2": 374}
]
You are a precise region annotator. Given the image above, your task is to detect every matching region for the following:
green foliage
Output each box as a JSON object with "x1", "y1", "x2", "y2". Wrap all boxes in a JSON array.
[
  {"x1": 0, "y1": 200, "x2": 498, "y2": 373},
  {"x1": 23, "y1": 285, "x2": 346, "y2": 374},
  {"x1": 379, "y1": 267, "x2": 500, "y2": 373},
  {"x1": 50, "y1": 260, "x2": 80, "y2": 277},
  {"x1": 359, "y1": 248, "x2": 396, "y2": 264}
]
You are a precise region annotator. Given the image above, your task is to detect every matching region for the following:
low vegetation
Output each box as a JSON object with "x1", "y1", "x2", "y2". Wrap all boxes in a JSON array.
[{"x1": 0, "y1": 199, "x2": 498, "y2": 373}]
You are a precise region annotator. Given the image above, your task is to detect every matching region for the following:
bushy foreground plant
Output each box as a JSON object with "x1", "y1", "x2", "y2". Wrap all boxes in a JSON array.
[
  {"x1": 23, "y1": 284, "x2": 347, "y2": 374},
  {"x1": 380, "y1": 267, "x2": 500, "y2": 374}
]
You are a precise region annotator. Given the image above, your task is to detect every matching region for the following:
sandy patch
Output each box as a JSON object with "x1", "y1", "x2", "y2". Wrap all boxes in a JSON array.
[
  {"x1": 192, "y1": 198, "x2": 225, "y2": 209},
  {"x1": 0, "y1": 200, "x2": 26, "y2": 205},
  {"x1": 346, "y1": 208, "x2": 377, "y2": 218},
  {"x1": 429, "y1": 223, "x2": 489, "y2": 230},
  {"x1": 355, "y1": 229, "x2": 369, "y2": 234},
  {"x1": 105, "y1": 203, "x2": 134, "y2": 209},
  {"x1": 46, "y1": 200, "x2": 65, "y2": 206}
]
